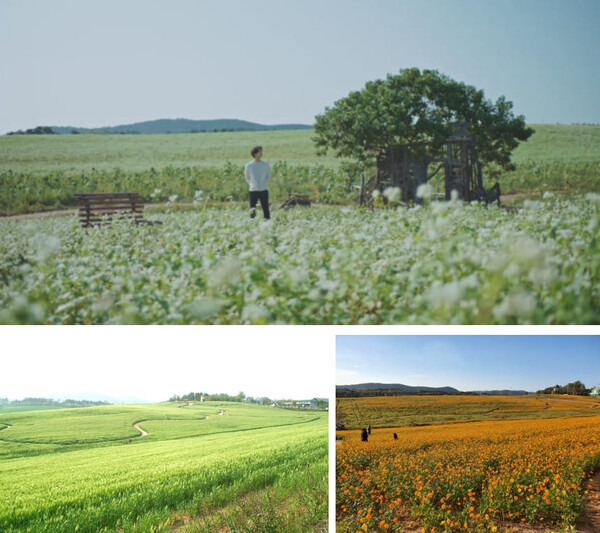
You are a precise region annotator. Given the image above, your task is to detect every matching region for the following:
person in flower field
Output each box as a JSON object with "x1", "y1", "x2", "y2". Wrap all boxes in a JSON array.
[{"x1": 244, "y1": 145, "x2": 271, "y2": 220}]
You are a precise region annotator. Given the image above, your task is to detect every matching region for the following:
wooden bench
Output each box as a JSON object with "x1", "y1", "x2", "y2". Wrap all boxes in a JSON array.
[
  {"x1": 280, "y1": 193, "x2": 311, "y2": 209},
  {"x1": 75, "y1": 192, "x2": 162, "y2": 228}
]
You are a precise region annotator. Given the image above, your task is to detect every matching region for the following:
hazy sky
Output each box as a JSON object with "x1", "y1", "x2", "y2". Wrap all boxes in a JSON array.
[
  {"x1": 3, "y1": 327, "x2": 333, "y2": 402},
  {"x1": 337, "y1": 335, "x2": 600, "y2": 391},
  {"x1": 1, "y1": 0, "x2": 599, "y2": 134}
]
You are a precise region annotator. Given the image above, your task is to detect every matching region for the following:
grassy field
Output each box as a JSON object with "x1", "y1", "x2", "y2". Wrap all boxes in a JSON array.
[
  {"x1": 1, "y1": 125, "x2": 599, "y2": 173},
  {"x1": 336, "y1": 395, "x2": 600, "y2": 533},
  {"x1": 0, "y1": 129, "x2": 341, "y2": 173},
  {"x1": 0, "y1": 405, "x2": 72, "y2": 414},
  {"x1": 0, "y1": 125, "x2": 598, "y2": 215},
  {"x1": 336, "y1": 394, "x2": 600, "y2": 429},
  {"x1": 0, "y1": 401, "x2": 328, "y2": 532}
]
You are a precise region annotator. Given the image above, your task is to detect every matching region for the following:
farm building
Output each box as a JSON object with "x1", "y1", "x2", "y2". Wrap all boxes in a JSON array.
[
  {"x1": 590, "y1": 387, "x2": 600, "y2": 397},
  {"x1": 278, "y1": 399, "x2": 319, "y2": 409},
  {"x1": 297, "y1": 399, "x2": 318, "y2": 409}
]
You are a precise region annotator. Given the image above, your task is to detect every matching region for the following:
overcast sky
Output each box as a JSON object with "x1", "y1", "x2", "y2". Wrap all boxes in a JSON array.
[
  {"x1": 1, "y1": 0, "x2": 599, "y2": 134},
  {"x1": 3, "y1": 327, "x2": 333, "y2": 402},
  {"x1": 337, "y1": 335, "x2": 600, "y2": 391}
]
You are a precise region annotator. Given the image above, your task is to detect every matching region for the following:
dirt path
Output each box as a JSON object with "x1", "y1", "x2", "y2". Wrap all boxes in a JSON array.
[
  {"x1": 547, "y1": 396, "x2": 600, "y2": 407},
  {"x1": 1, "y1": 201, "x2": 188, "y2": 221},
  {"x1": 1, "y1": 422, "x2": 147, "y2": 444},
  {"x1": 501, "y1": 193, "x2": 527, "y2": 202},
  {"x1": 3, "y1": 209, "x2": 77, "y2": 221},
  {"x1": 577, "y1": 470, "x2": 600, "y2": 533},
  {"x1": 0, "y1": 192, "x2": 535, "y2": 222},
  {"x1": 1, "y1": 201, "x2": 326, "y2": 221},
  {"x1": 134, "y1": 422, "x2": 148, "y2": 437}
]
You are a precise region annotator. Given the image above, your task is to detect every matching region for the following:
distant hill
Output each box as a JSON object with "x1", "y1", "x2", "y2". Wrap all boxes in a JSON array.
[
  {"x1": 336, "y1": 383, "x2": 461, "y2": 397},
  {"x1": 0, "y1": 397, "x2": 111, "y2": 408},
  {"x1": 49, "y1": 118, "x2": 313, "y2": 135},
  {"x1": 52, "y1": 392, "x2": 152, "y2": 404},
  {"x1": 336, "y1": 383, "x2": 533, "y2": 397},
  {"x1": 471, "y1": 390, "x2": 532, "y2": 396}
]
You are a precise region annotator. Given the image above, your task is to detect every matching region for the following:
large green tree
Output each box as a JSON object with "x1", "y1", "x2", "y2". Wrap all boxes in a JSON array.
[{"x1": 313, "y1": 68, "x2": 533, "y2": 174}]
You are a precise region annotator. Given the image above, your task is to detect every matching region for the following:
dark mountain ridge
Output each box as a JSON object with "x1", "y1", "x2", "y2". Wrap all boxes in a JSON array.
[
  {"x1": 337, "y1": 382, "x2": 460, "y2": 397},
  {"x1": 337, "y1": 383, "x2": 532, "y2": 397},
  {"x1": 471, "y1": 390, "x2": 531, "y2": 396}
]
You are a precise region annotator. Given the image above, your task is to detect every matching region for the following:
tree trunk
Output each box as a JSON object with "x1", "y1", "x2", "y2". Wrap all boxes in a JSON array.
[{"x1": 411, "y1": 160, "x2": 428, "y2": 203}]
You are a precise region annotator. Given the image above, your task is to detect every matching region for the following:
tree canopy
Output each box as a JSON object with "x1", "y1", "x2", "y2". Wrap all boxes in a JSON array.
[
  {"x1": 7, "y1": 126, "x2": 55, "y2": 135},
  {"x1": 537, "y1": 381, "x2": 590, "y2": 395},
  {"x1": 313, "y1": 68, "x2": 534, "y2": 171},
  {"x1": 168, "y1": 391, "x2": 248, "y2": 403}
]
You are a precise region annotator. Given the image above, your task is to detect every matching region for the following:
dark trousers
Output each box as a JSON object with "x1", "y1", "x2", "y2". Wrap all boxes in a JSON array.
[{"x1": 249, "y1": 190, "x2": 270, "y2": 219}]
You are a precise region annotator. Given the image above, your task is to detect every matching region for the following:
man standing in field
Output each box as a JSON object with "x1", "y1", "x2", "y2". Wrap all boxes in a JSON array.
[
  {"x1": 244, "y1": 146, "x2": 271, "y2": 220},
  {"x1": 361, "y1": 428, "x2": 368, "y2": 442}
]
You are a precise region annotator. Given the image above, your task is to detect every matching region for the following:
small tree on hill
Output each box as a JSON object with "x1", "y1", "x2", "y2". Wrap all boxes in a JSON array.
[{"x1": 235, "y1": 391, "x2": 246, "y2": 403}]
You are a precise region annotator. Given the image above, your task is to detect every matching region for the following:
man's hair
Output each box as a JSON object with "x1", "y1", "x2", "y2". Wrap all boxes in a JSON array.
[{"x1": 251, "y1": 146, "x2": 262, "y2": 157}]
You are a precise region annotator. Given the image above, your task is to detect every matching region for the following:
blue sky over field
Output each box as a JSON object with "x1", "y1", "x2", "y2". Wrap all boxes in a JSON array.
[
  {"x1": 337, "y1": 336, "x2": 600, "y2": 391},
  {"x1": 1, "y1": 0, "x2": 599, "y2": 133}
]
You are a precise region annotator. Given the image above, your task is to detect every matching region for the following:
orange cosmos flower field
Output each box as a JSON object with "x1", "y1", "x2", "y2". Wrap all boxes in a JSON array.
[{"x1": 336, "y1": 396, "x2": 600, "y2": 532}]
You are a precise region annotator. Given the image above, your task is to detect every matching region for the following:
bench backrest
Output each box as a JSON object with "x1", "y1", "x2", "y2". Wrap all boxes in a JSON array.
[
  {"x1": 281, "y1": 193, "x2": 311, "y2": 209},
  {"x1": 75, "y1": 192, "x2": 145, "y2": 227}
]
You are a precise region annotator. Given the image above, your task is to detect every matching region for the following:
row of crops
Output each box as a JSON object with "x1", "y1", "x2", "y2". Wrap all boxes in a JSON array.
[
  {"x1": 336, "y1": 416, "x2": 600, "y2": 532},
  {"x1": 1, "y1": 159, "x2": 599, "y2": 216},
  {"x1": 0, "y1": 404, "x2": 328, "y2": 532},
  {"x1": 0, "y1": 161, "x2": 355, "y2": 215},
  {"x1": 1, "y1": 195, "x2": 598, "y2": 324}
]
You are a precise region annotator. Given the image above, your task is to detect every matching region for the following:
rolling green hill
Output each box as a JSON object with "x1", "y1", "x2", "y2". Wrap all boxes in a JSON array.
[
  {"x1": 0, "y1": 401, "x2": 328, "y2": 532},
  {"x1": 1, "y1": 124, "x2": 598, "y2": 173},
  {"x1": 0, "y1": 128, "x2": 328, "y2": 174}
]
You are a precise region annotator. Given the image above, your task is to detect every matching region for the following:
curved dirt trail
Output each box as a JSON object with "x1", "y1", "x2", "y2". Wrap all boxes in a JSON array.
[
  {"x1": 134, "y1": 422, "x2": 148, "y2": 437},
  {"x1": 1, "y1": 421, "x2": 147, "y2": 444}
]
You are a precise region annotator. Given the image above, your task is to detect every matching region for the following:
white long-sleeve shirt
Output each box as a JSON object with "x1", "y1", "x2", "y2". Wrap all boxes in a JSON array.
[{"x1": 244, "y1": 160, "x2": 271, "y2": 191}]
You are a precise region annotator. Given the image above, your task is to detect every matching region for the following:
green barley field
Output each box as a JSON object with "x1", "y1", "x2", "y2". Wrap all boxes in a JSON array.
[{"x1": 0, "y1": 402, "x2": 328, "y2": 532}]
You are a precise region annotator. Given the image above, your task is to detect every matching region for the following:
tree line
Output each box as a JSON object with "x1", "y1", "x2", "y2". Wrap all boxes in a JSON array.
[
  {"x1": 0, "y1": 397, "x2": 110, "y2": 407},
  {"x1": 167, "y1": 392, "x2": 328, "y2": 408},
  {"x1": 537, "y1": 381, "x2": 594, "y2": 395},
  {"x1": 168, "y1": 391, "x2": 267, "y2": 404},
  {"x1": 6, "y1": 126, "x2": 56, "y2": 135}
]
